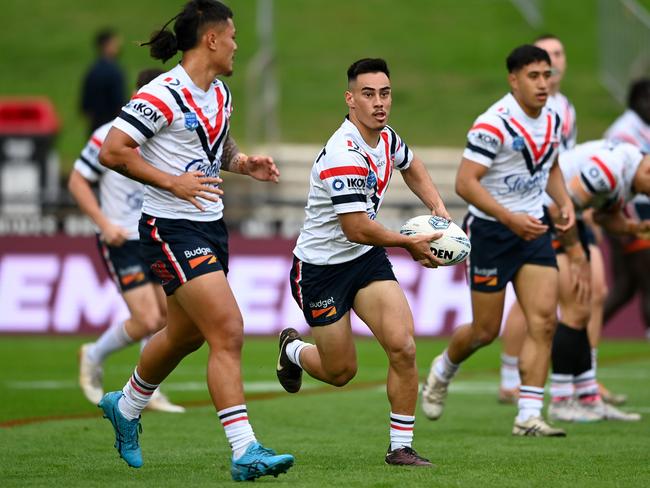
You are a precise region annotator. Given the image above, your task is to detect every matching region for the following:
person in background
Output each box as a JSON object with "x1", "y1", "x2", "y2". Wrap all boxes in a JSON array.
[{"x1": 81, "y1": 28, "x2": 126, "y2": 135}]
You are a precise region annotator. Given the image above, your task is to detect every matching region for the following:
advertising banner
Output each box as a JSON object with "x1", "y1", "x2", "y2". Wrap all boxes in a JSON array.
[{"x1": 0, "y1": 235, "x2": 644, "y2": 337}]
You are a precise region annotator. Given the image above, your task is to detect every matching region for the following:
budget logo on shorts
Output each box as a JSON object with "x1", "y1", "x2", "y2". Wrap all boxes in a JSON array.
[
  {"x1": 512, "y1": 136, "x2": 525, "y2": 151},
  {"x1": 309, "y1": 297, "x2": 337, "y2": 320},
  {"x1": 184, "y1": 113, "x2": 199, "y2": 131},
  {"x1": 473, "y1": 266, "x2": 498, "y2": 287}
]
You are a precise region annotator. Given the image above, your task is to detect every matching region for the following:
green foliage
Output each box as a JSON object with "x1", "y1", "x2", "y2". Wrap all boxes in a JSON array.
[{"x1": 0, "y1": 0, "x2": 626, "y2": 171}]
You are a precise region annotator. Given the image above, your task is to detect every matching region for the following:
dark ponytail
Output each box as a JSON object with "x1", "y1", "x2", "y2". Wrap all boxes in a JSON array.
[
  {"x1": 141, "y1": 0, "x2": 232, "y2": 63},
  {"x1": 141, "y1": 14, "x2": 180, "y2": 63}
]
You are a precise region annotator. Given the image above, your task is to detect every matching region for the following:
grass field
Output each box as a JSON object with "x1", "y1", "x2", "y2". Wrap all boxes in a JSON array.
[
  {"x1": 2, "y1": 0, "x2": 647, "y2": 170},
  {"x1": 1, "y1": 336, "x2": 648, "y2": 487}
]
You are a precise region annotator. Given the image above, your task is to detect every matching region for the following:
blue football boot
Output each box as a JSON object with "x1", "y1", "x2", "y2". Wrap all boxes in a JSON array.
[
  {"x1": 98, "y1": 391, "x2": 143, "y2": 468},
  {"x1": 231, "y1": 442, "x2": 294, "y2": 481}
]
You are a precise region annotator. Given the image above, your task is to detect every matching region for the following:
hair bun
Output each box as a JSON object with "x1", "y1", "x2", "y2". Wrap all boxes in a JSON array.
[{"x1": 149, "y1": 29, "x2": 178, "y2": 63}]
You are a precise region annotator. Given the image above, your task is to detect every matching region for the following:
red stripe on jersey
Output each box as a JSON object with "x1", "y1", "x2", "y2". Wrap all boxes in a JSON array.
[
  {"x1": 590, "y1": 156, "x2": 616, "y2": 190},
  {"x1": 470, "y1": 123, "x2": 504, "y2": 144},
  {"x1": 612, "y1": 133, "x2": 639, "y2": 146},
  {"x1": 132, "y1": 93, "x2": 174, "y2": 125},
  {"x1": 319, "y1": 166, "x2": 369, "y2": 179},
  {"x1": 379, "y1": 131, "x2": 394, "y2": 194},
  {"x1": 181, "y1": 86, "x2": 225, "y2": 143},
  {"x1": 222, "y1": 416, "x2": 248, "y2": 427},
  {"x1": 90, "y1": 136, "x2": 103, "y2": 148},
  {"x1": 510, "y1": 115, "x2": 552, "y2": 160}
]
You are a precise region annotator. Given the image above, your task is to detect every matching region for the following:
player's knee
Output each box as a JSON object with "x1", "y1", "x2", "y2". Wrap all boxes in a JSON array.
[
  {"x1": 179, "y1": 334, "x2": 204, "y2": 354},
  {"x1": 472, "y1": 326, "x2": 500, "y2": 347},
  {"x1": 327, "y1": 364, "x2": 357, "y2": 387},
  {"x1": 386, "y1": 338, "x2": 416, "y2": 369}
]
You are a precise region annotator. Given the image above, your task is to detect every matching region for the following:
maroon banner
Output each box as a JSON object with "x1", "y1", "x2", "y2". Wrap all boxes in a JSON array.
[{"x1": 0, "y1": 234, "x2": 645, "y2": 337}]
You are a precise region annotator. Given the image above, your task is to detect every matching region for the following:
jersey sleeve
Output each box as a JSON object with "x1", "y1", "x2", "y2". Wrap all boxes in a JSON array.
[
  {"x1": 578, "y1": 156, "x2": 621, "y2": 210},
  {"x1": 392, "y1": 131, "x2": 413, "y2": 170},
  {"x1": 462, "y1": 114, "x2": 505, "y2": 167},
  {"x1": 318, "y1": 149, "x2": 369, "y2": 214},
  {"x1": 112, "y1": 84, "x2": 175, "y2": 145},
  {"x1": 72, "y1": 130, "x2": 107, "y2": 183}
]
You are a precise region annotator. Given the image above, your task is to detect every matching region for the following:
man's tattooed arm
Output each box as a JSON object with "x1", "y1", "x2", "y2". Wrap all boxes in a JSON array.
[
  {"x1": 112, "y1": 163, "x2": 148, "y2": 185},
  {"x1": 220, "y1": 133, "x2": 246, "y2": 174}
]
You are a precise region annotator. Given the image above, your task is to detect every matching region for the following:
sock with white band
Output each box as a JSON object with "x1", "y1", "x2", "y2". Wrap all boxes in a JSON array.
[
  {"x1": 87, "y1": 320, "x2": 134, "y2": 363},
  {"x1": 218, "y1": 404, "x2": 257, "y2": 459}
]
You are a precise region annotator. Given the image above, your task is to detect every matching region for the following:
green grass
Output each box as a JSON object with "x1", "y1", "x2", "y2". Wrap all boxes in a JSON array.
[
  {"x1": 1, "y1": 336, "x2": 649, "y2": 486},
  {"x1": 0, "y1": 0, "x2": 632, "y2": 171}
]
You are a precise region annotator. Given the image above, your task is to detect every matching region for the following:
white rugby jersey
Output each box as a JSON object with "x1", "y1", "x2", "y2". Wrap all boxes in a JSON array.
[
  {"x1": 463, "y1": 93, "x2": 562, "y2": 220},
  {"x1": 293, "y1": 117, "x2": 413, "y2": 265},
  {"x1": 556, "y1": 140, "x2": 643, "y2": 212},
  {"x1": 604, "y1": 109, "x2": 650, "y2": 154},
  {"x1": 73, "y1": 122, "x2": 143, "y2": 240},
  {"x1": 112, "y1": 64, "x2": 233, "y2": 221},
  {"x1": 547, "y1": 92, "x2": 577, "y2": 152}
]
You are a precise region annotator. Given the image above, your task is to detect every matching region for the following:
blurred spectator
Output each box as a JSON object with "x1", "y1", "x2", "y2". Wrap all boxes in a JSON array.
[{"x1": 80, "y1": 28, "x2": 126, "y2": 135}]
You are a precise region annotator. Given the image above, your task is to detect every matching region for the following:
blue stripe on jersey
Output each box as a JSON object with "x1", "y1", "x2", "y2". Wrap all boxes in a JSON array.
[
  {"x1": 466, "y1": 142, "x2": 496, "y2": 159},
  {"x1": 397, "y1": 145, "x2": 410, "y2": 169},
  {"x1": 79, "y1": 155, "x2": 103, "y2": 175},
  {"x1": 331, "y1": 194, "x2": 366, "y2": 205},
  {"x1": 118, "y1": 110, "x2": 154, "y2": 139},
  {"x1": 580, "y1": 173, "x2": 597, "y2": 194}
]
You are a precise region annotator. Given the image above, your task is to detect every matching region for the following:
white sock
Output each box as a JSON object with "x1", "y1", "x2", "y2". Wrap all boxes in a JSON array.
[
  {"x1": 591, "y1": 348, "x2": 598, "y2": 374},
  {"x1": 433, "y1": 350, "x2": 459, "y2": 383},
  {"x1": 218, "y1": 405, "x2": 257, "y2": 459},
  {"x1": 118, "y1": 369, "x2": 158, "y2": 420},
  {"x1": 516, "y1": 386, "x2": 544, "y2": 422},
  {"x1": 549, "y1": 374, "x2": 574, "y2": 402},
  {"x1": 286, "y1": 339, "x2": 310, "y2": 369},
  {"x1": 574, "y1": 370, "x2": 600, "y2": 403},
  {"x1": 389, "y1": 412, "x2": 414, "y2": 451},
  {"x1": 87, "y1": 320, "x2": 134, "y2": 363},
  {"x1": 500, "y1": 353, "x2": 520, "y2": 389}
]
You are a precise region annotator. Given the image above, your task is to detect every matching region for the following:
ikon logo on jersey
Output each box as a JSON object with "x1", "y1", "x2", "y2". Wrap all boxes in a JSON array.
[
  {"x1": 128, "y1": 101, "x2": 162, "y2": 123},
  {"x1": 347, "y1": 177, "x2": 365, "y2": 189}
]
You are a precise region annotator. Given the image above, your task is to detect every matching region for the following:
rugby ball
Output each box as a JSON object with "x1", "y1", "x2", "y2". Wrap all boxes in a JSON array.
[{"x1": 399, "y1": 215, "x2": 471, "y2": 266}]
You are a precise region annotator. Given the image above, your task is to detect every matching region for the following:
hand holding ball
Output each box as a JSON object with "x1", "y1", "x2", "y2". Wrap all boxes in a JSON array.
[{"x1": 400, "y1": 215, "x2": 471, "y2": 266}]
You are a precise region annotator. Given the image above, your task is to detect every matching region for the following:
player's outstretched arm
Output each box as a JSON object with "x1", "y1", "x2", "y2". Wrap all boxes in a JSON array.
[
  {"x1": 338, "y1": 211, "x2": 442, "y2": 268},
  {"x1": 220, "y1": 133, "x2": 280, "y2": 183},
  {"x1": 401, "y1": 154, "x2": 450, "y2": 220},
  {"x1": 99, "y1": 127, "x2": 223, "y2": 211},
  {"x1": 456, "y1": 158, "x2": 547, "y2": 240},
  {"x1": 67, "y1": 170, "x2": 129, "y2": 246}
]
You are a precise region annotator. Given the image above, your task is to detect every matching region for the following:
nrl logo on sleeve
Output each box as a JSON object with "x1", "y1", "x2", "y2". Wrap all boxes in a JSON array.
[{"x1": 184, "y1": 112, "x2": 199, "y2": 131}]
